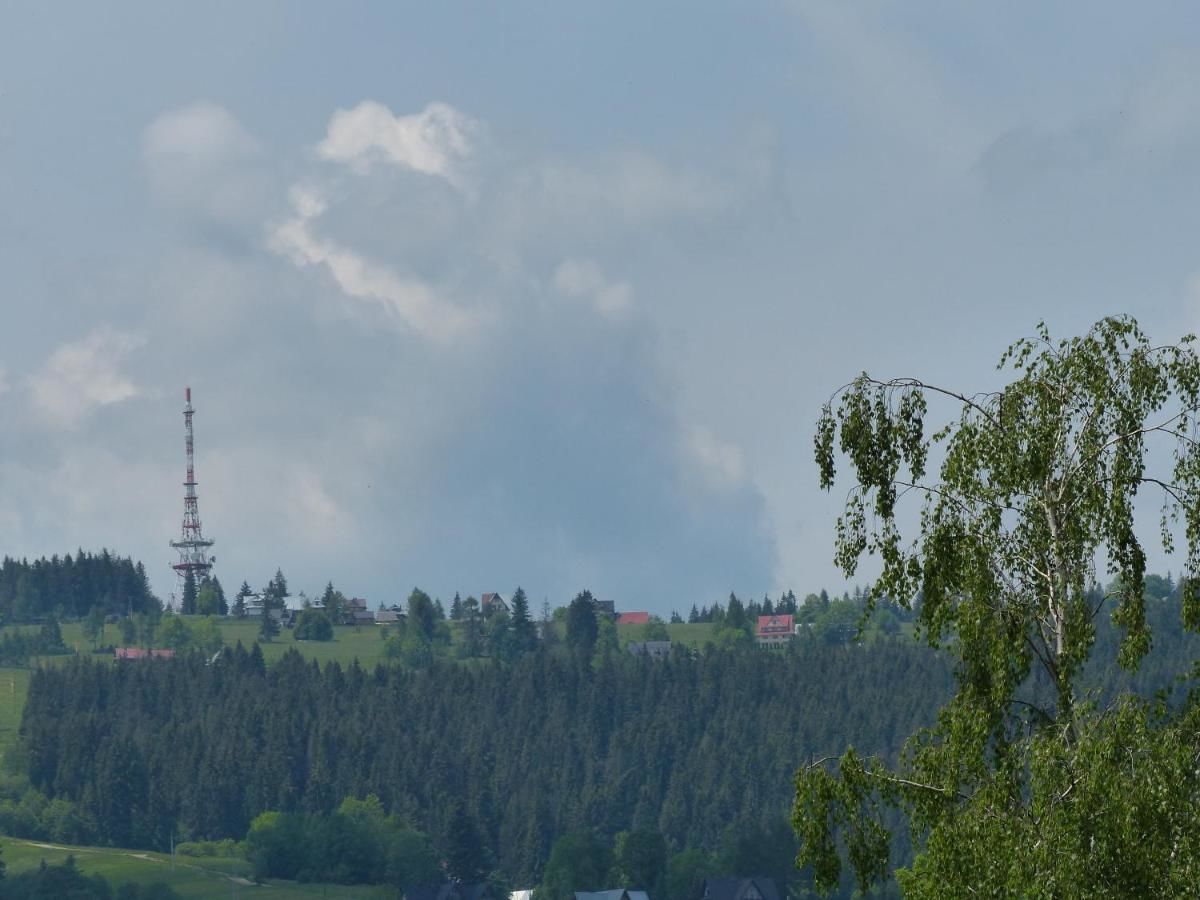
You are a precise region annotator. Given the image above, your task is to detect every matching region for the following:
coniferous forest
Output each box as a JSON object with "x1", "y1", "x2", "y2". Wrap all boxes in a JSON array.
[
  {"x1": 0, "y1": 553, "x2": 159, "y2": 623},
  {"x1": 17, "y1": 639, "x2": 952, "y2": 892}
]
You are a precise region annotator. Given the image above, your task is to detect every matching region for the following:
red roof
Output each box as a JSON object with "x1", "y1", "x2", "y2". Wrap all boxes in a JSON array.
[
  {"x1": 617, "y1": 612, "x2": 650, "y2": 625},
  {"x1": 756, "y1": 614, "x2": 794, "y2": 634},
  {"x1": 114, "y1": 647, "x2": 176, "y2": 660}
]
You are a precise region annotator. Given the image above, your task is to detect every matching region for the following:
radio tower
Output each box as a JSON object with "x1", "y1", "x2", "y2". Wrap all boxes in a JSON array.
[{"x1": 170, "y1": 386, "x2": 214, "y2": 598}]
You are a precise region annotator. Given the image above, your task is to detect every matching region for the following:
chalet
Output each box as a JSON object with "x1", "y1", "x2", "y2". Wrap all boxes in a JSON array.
[
  {"x1": 481, "y1": 592, "x2": 508, "y2": 614},
  {"x1": 242, "y1": 593, "x2": 266, "y2": 617},
  {"x1": 626, "y1": 640, "x2": 671, "y2": 659},
  {"x1": 616, "y1": 611, "x2": 650, "y2": 626},
  {"x1": 114, "y1": 648, "x2": 175, "y2": 660},
  {"x1": 345, "y1": 596, "x2": 375, "y2": 626},
  {"x1": 756, "y1": 614, "x2": 794, "y2": 647},
  {"x1": 700, "y1": 878, "x2": 781, "y2": 900},
  {"x1": 576, "y1": 892, "x2": 650, "y2": 900}
]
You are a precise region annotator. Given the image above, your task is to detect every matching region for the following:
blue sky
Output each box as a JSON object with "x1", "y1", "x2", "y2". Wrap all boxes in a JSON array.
[{"x1": 3, "y1": 3, "x2": 1200, "y2": 613}]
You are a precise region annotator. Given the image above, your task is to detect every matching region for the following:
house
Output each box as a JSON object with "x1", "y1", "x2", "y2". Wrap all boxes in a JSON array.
[
  {"x1": 114, "y1": 647, "x2": 175, "y2": 660},
  {"x1": 375, "y1": 609, "x2": 402, "y2": 625},
  {"x1": 616, "y1": 611, "x2": 650, "y2": 626},
  {"x1": 576, "y1": 891, "x2": 650, "y2": 900},
  {"x1": 627, "y1": 640, "x2": 671, "y2": 659},
  {"x1": 593, "y1": 598, "x2": 616, "y2": 619},
  {"x1": 700, "y1": 878, "x2": 782, "y2": 900},
  {"x1": 756, "y1": 614, "x2": 795, "y2": 647},
  {"x1": 481, "y1": 592, "x2": 508, "y2": 614},
  {"x1": 405, "y1": 884, "x2": 495, "y2": 900},
  {"x1": 344, "y1": 596, "x2": 375, "y2": 626},
  {"x1": 242, "y1": 593, "x2": 266, "y2": 617}
]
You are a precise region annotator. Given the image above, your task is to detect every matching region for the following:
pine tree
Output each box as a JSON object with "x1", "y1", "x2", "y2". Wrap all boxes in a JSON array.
[
  {"x1": 234, "y1": 581, "x2": 251, "y2": 618},
  {"x1": 442, "y1": 802, "x2": 492, "y2": 881},
  {"x1": 181, "y1": 569, "x2": 197, "y2": 615},
  {"x1": 510, "y1": 586, "x2": 537, "y2": 654}
]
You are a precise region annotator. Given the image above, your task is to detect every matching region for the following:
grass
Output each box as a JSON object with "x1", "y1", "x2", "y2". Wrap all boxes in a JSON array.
[
  {"x1": 219, "y1": 620, "x2": 394, "y2": 668},
  {"x1": 0, "y1": 669, "x2": 29, "y2": 761},
  {"x1": 0, "y1": 836, "x2": 397, "y2": 898}
]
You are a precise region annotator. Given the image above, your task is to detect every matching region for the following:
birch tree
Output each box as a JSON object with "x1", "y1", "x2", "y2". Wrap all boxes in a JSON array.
[{"x1": 795, "y1": 317, "x2": 1200, "y2": 897}]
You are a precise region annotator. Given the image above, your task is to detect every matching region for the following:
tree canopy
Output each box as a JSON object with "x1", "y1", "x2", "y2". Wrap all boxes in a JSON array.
[{"x1": 796, "y1": 316, "x2": 1200, "y2": 896}]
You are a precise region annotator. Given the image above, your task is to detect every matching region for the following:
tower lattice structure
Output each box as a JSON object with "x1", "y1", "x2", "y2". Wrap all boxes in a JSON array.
[{"x1": 170, "y1": 386, "x2": 214, "y2": 591}]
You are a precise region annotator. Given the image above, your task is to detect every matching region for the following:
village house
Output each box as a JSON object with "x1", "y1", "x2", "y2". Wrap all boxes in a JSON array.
[
  {"x1": 576, "y1": 891, "x2": 650, "y2": 900},
  {"x1": 114, "y1": 647, "x2": 175, "y2": 660},
  {"x1": 616, "y1": 611, "x2": 650, "y2": 626},
  {"x1": 699, "y1": 877, "x2": 782, "y2": 900},
  {"x1": 344, "y1": 596, "x2": 375, "y2": 626},
  {"x1": 755, "y1": 614, "x2": 795, "y2": 647},
  {"x1": 481, "y1": 592, "x2": 508, "y2": 614}
]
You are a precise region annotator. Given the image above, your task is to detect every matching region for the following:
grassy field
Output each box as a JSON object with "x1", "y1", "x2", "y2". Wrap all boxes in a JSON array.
[
  {"x1": 0, "y1": 837, "x2": 397, "y2": 898},
  {"x1": 0, "y1": 668, "x2": 29, "y2": 761}
]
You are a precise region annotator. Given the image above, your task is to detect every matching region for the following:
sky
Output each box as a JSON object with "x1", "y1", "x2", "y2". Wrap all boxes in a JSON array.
[{"x1": 4, "y1": 3, "x2": 1200, "y2": 615}]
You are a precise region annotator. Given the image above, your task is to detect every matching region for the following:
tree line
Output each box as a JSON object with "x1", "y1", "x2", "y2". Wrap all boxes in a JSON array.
[{"x1": 0, "y1": 552, "x2": 159, "y2": 623}]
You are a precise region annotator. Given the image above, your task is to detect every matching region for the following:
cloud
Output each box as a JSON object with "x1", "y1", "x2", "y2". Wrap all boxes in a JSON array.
[
  {"x1": 975, "y1": 51, "x2": 1200, "y2": 190},
  {"x1": 28, "y1": 328, "x2": 145, "y2": 428},
  {"x1": 142, "y1": 102, "x2": 272, "y2": 241},
  {"x1": 143, "y1": 101, "x2": 260, "y2": 164},
  {"x1": 552, "y1": 258, "x2": 633, "y2": 316},
  {"x1": 686, "y1": 426, "x2": 746, "y2": 489},
  {"x1": 269, "y1": 185, "x2": 483, "y2": 344},
  {"x1": 496, "y1": 152, "x2": 734, "y2": 248},
  {"x1": 317, "y1": 100, "x2": 479, "y2": 187}
]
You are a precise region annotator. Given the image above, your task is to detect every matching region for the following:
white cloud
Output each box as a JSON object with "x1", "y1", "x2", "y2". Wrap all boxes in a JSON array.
[
  {"x1": 143, "y1": 101, "x2": 260, "y2": 164},
  {"x1": 318, "y1": 100, "x2": 478, "y2": 187},
  {"x1": 288, "y1": 465, "x2": 348, "y2": 548},
  {"x1": 686, "y1": 426, "x2": 746, "y2": 489},
  {"x1": 142, "y1": 102, "x2": 268, "y2": 231},
  {"x1": 552, "y1": 258, "x2": 633, "y2": 317},
  {"x1": 269, "y1": 185, "x2": 481, "y2": 343},
  {"x1": 28, "y1": 328, "x2": 145, "y2": 428}
]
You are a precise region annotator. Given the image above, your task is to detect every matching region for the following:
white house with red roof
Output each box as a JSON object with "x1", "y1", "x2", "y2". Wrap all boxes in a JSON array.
[{"x1": 756, "y1": 614, "x2": 794, "y2": 647}]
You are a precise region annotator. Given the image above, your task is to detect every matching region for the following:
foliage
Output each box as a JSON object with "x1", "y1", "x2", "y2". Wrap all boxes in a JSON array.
[
  {"x1": 538, "y1": 831, "x2": 611, "y2": 900},
  {"x1": 613, "y1": 828, "x2": 667, "y2": 892},
  {"x1": 0, "y1": 552, "x2": 159, "y2": 624},
  {"x1": 293, "y1": 609, "x2": 333, "y2": 642},
  {"x1": 257, "y1": 611, "x2": 279, "y2": 643},
  {"x1": 565, "y1": 591, "x2": 598, "y2": 656},
  {"x1": 180, "y1": 570, "x2": 197, "y2": 616},
  {"x1": 194, "y1": 577, "x2": 225, "y2": 617},
  {"x1": 797, "y1": 317, "x2": 1200, "y2": 895},
  {"x1": 19, "y1": 642, "x2": 951, "y2": 890},
  {"x1": 244, "y1": 799, "x2": 439, "y2": 886}
]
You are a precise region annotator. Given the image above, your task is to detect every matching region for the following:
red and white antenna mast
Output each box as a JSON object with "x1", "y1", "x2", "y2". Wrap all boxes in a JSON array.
[{"x1": 170, "y1": 386, "x2": 214, "y2": 590}]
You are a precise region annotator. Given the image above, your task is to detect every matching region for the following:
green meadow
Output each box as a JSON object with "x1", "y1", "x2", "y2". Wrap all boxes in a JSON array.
[{"x1": 0, "y1": 837, "x2": 396, "y2": 898}]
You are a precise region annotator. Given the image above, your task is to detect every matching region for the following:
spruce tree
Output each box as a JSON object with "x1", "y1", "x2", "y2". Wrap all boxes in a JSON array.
[
  {"x1": 181, "y1": 569, "x2": 197, "y2": 615},
  {"x1": 510, "y1": 586, "x2": 537, "y2": 654}
]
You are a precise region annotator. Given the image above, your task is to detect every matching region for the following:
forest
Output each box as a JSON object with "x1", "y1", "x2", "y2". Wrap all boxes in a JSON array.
[
  {"x1": 0, "y1": 553, "x2": 159, "y2": 623},
  {"x1": 12, "y1": 573, "x2": 1198, "y2": 898},
  {"x1": 15, "y1": 637, "x2": 952, "y2": 896}
]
